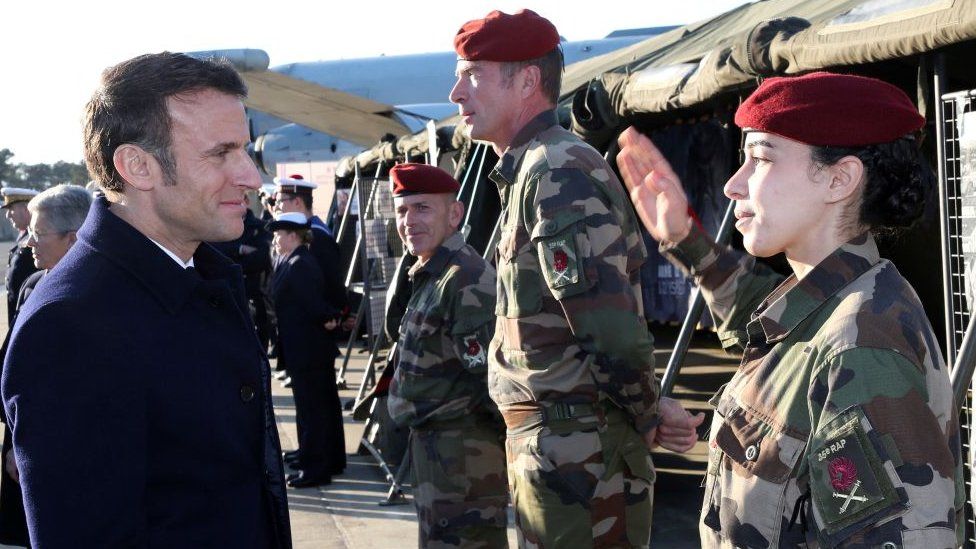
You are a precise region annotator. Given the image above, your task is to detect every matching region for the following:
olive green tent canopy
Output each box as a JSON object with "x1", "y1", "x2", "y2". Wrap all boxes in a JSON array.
[{"x1": 564, "y1": 0, "x2": 976, "y2": 119}]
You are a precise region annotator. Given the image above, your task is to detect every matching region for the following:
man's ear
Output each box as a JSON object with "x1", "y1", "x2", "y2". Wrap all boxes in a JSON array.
[
  {"x1": 824, "y1": 155, "x2": 865, "y2": 205},
  {"x1": 112, "y1": 144, "x2": 159, "y2": 192},
  {"x1": 520, "y1": 65, "x2": 541, "y2": 100},
  {"x1": 449, "y1": 199, "x2": 465, "y2": 230}
]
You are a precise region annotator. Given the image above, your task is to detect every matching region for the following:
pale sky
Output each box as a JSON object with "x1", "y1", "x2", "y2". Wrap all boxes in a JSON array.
[{"x1": 0, "y1": 0, "x2": 746, "y2": 166}]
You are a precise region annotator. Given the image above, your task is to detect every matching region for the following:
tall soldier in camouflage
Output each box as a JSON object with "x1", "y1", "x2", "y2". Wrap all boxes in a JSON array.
[
  {"x1": 387, "y1": 163, "x2": 508, "y2": 548},
  {"x1": 449, "y1": 10, "x2": 701, "y2": 548},
  {"x1": 618, "y1": 72, "x2": 965, "y2": 548}
]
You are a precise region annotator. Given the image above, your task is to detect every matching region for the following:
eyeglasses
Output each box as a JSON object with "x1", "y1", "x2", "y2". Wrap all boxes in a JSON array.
[{"x1": 27, "y1": 229, "x2": 67, "y2": 241}]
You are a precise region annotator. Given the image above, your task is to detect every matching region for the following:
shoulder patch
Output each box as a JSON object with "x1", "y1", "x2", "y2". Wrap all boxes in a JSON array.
[
  {"x1": 461, "y1": 335, "x2": 486, "y2": 369},
  {"x1": 809, "y1": 407, "x2": 906, "y2": 539},
  {"x1": 542, "y1": 238, "x2": 579, "y2": 289}
]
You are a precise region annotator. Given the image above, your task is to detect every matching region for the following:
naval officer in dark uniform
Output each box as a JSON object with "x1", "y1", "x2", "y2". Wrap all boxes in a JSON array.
[
  {"x1": 2, "y1": 187, "x2": 39, "y2": 328},
  {"x1": 272, "y1": 175, "x2": 348, "y2": 327},
  {"x1": 269, "y1": 212, "x2": 346, "y2": 488}
]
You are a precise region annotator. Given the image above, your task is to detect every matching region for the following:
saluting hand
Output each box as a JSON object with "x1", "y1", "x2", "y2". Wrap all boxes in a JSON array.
[{"x1": 616, "y1": 127, "x2": 693, "y2": 244}]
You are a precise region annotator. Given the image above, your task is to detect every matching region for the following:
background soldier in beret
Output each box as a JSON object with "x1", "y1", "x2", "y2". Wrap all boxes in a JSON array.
[
  {"x1": 449, "y1": 9, "x2": 700, "y2": 547},
  {"x1": 2, "y1": 187, "x2": 40, "y2": 329},
  {"x1": 387, "y1": 163, "x2": 508, "y2": 548},
  {"x1": 617, "y1": 71, "x2": 964, "y2": 547}
]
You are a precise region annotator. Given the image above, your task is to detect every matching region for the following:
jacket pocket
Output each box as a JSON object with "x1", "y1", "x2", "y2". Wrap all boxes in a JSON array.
[
  {"x1": 701, "y1": 399, "x2": 807, "y2": 545},
  {"x1": 495, "y1": 225, "x2": 542, "y2": 318}
]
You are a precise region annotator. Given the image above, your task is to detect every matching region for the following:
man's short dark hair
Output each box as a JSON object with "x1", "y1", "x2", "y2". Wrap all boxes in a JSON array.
[
  {"x1": 83, "y1": 52, "x2": 248, "y2": 193},
  {"x1": 502, "y1": 46, "x2": 564, "y2": 105}
]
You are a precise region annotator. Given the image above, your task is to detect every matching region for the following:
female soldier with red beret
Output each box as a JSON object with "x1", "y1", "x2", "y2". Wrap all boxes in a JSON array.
[{"x1": 618, "y1": 72, "x2": 964, "y2": 547}]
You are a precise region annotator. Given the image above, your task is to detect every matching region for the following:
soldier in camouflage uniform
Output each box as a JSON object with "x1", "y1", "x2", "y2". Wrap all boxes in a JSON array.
[
  {"x1": 449, "y1": 10, "x2": 701, "y2": 548},
  {"x1": 617, "y1": 72, "x2": 965, "y2": 548},
  {"x1": 386, "y1": 163, "x2": 508, "y2": 548}
]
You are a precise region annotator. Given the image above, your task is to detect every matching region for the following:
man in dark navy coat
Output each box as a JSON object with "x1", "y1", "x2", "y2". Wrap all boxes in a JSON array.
[{"x1": 0, "y1": 52, "x2": 291, "y2": 548}]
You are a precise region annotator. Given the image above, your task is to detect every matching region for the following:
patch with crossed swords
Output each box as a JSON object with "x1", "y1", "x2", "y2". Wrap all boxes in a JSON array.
[{"x1": 542, "y1": 238, "x2": 579, "y2": 288}]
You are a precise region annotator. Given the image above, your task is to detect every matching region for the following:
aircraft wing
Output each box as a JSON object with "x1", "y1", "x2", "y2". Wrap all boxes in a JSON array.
[{"x1": 189, "y1": 49, "x2": 410, "y2": 147}]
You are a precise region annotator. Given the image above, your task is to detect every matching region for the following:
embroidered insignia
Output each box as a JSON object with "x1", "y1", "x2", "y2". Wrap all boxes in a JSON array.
[
  {"x1": 828, "y1": 456, "x2": 857, "y2": 492},
  {"x1": 829, "y1": 457, "x2": 865, "y2": 513},
  {"x1": 553, "y1": 249, "x2": 568, "y2": 272},
  {"x1": 461, "y1": 335, "x2": 486, "y2": 369}
]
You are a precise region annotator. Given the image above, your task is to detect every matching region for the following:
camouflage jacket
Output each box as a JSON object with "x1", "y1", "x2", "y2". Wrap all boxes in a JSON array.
[
  {"x1": 488, "y1": 110, "x2": 659, "y2": 433},
  {"x1": 663, "y1": 226, "x2": 964, "y2": 548},
  {"x1": 388, "y1": 232, "x2": 499, "y2": 428}
]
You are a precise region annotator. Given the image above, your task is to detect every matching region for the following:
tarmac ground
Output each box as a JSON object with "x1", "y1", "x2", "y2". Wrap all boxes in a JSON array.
[{"x1": 274, "y1": 347, "x2": 706, "y2": 548}]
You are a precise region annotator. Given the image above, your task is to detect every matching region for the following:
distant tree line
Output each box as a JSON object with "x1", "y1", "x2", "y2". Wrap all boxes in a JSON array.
[{"x1": 0, "y1": 148, "x2": 90, "y2": 190}]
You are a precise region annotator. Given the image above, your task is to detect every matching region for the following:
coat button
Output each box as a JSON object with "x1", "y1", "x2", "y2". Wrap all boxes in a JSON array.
[
  {"x1": 881, "y1": 543, "x2": 898, "y2": 549},
  {"x1": 745, "y1": 444, "x2": 759, "y2": 461},
  {"x1": 240, "y1": 385, "x2": 255, "y2": 402}
]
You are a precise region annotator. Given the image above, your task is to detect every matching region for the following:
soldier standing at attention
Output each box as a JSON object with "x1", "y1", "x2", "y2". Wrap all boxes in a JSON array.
[
  {"x1": 387, "y1": 163, "x2": 508, "y2": 548},
  {"x1": 2, "y1": 187, "x2": 39, "y2": 328},
  {"x1": 617, "y1": 72, "x2": 965, "y2": 547},
  {"x1": 449, "y1": 9, "x2": 701, "y2": 547}
]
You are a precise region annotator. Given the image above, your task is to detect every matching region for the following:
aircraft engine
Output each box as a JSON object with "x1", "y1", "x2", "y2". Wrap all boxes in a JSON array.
[{"x1": 252, "y1": 123, "x2": 361, "y2": 176}]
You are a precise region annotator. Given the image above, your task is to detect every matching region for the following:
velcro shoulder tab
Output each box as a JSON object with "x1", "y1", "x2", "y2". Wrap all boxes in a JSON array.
[{"x1": 530, "y1": 207, "x2": 585, "y2": 240}]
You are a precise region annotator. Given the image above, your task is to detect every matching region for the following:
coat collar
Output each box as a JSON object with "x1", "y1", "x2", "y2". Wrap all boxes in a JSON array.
[
  {"x1": 78, "y1": 196, "x2": 242, "y2": 315},
  {"x1": 752, "y1": 233, "x2": 880, "y2": 344},
  {"x1": 490, "y1": 110, "x2": 560, "y2": 189},
  {"x1": 408, "y1": 232, "x2": 465, "y2": 280}
]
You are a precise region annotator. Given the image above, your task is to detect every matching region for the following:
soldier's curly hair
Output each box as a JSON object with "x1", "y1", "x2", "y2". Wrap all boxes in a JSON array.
[{"x1": 811, "y1": 136, "x2": 933, "y2": 234}]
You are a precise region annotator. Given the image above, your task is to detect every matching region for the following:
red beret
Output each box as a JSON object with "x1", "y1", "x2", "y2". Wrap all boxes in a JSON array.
[
  {"x1": 734, "y1": 72, "x2": 925, "y2": 147},
  {"x1": 390, "y1": 163, "x2": 460, "y2": 197},
  {"x1": 454, "y1": 9, "x2": 560, "y2": 62}
]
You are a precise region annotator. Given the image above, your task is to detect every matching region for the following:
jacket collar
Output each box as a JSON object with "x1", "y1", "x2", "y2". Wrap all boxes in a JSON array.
[
  {"x1": 490, "y1": 110, "x2": 560, "y2": 189},
  {"x1": 753, "y1": 233, "x2": 880, "y2": 344},
  {"x1": 408, "y1": 232, "x2": 465, "y2": 280},
  {"x1": 78, "y1": 196, "x2": 241, "y2": 315}
]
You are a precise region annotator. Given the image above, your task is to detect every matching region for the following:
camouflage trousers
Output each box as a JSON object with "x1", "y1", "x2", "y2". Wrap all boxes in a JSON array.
[
  {"x1": 410, "y1": 416, "x2": 510, "y2": 548},
  {"x1": 502, "y1": 404, "x2": 655, "y2": 548}
]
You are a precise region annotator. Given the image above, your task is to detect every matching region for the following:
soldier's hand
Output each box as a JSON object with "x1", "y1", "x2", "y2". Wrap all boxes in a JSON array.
[
  {"x1": 4, "y1": 451, "x2": 19, "y2": 483},
  {"x1": 616, "y1": 127, "x2": 692, "y2": 244},
  {"x1": 324, "y1": 319, "x2": 339, "y2": 331},
  {"x1": 648, "y1": 397, "x2": 704, "y2": 453},
  {"x1": 239, "y1": 244, "x2": 257, "y2": 255}
]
